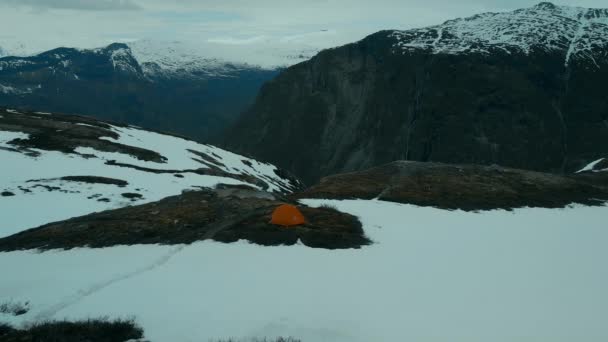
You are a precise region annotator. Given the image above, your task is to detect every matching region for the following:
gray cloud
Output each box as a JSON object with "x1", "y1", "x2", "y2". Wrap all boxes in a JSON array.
[
  {"x1": 0, "y1": 0, "x2": 142, "y2": 11},
  {"x1": 1, "y1": 0, "x2": 607, "y2": 59}
]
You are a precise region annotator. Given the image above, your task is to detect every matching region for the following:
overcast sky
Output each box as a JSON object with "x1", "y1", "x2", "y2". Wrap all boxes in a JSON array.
[{"x1": 0, "y1": 0, "x2": 606, "y2": 54}]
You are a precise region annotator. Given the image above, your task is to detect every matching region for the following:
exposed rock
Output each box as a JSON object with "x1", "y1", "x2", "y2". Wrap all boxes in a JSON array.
[
  {"x1": 293, "y1": 161, "x2": 608, "y2": 211},
  {"x1": 60, "y1": 176, "x2": 128, "y2": 187},
  {"x1": 121, "y1": 192, "x2": 143, "y2": 200}
]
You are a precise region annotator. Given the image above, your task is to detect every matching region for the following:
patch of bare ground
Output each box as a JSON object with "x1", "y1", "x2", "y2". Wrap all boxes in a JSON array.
[
  {"x1": 293, "y1": 161, "x2": 608, "y2": 211},
  {"x1": 0, "y1": 185, "x2": 369, "y2": 251}
]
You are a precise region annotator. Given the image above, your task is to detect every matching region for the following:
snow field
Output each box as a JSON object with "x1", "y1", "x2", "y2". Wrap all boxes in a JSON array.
[{"x1": 1, "y1": 199, "x2": 607, "y2": 341}]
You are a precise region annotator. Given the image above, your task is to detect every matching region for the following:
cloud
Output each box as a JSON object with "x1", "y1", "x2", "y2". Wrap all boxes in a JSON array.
[
  {"x1": 0, "y1": 0, "x2": 142, "y2": 11},
  {"x1": 207, "y1": 36, "x2": 269, "y2": 45},
  {"x1": 1, "y1": 0, "x2": 607, "y2": 59}
]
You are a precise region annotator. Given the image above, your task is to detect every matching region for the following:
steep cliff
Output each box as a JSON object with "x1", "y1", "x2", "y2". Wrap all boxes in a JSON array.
[{"x1": 227, "y1": 2, "x2": 608, "y2": 184}]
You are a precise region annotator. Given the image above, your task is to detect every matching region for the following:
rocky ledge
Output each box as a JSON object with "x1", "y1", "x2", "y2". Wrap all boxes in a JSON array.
[{"x1": 293, "y1": 161, "x2": 608, "y2": 211}]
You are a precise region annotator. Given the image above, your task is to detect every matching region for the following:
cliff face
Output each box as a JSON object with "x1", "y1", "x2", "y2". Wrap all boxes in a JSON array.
[{"x1": 227, "y1": 3, "x2": 608, "y2": 184}]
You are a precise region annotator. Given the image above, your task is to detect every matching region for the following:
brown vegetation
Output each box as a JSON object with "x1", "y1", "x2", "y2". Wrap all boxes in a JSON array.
[
  {"x1": 293, "y1": 161, "x2": 608, "y2": 211},
  {"x1": 0, "y1": 185, "x2": 369, "y2": 251}
]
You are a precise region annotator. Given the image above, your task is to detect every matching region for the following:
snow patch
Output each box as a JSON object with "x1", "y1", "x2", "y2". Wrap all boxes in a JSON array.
[
  {"x1": 577, "y1": 158, "x2": 607, "y2": 172},
  {"x1": 0, "y1": 84, "x2": 32, "y2": 95}
]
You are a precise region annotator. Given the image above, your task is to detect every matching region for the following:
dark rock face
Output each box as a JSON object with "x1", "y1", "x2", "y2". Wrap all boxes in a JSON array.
[
  {"x1": 0, "y1": 44, "x2": 278, "y2": 142},
  {"x1": 226, "y1": 5, "x2": 608, "y2": 184},
  {"x1": 293, "y1": 161, "x2": 608, "y2": 211}
]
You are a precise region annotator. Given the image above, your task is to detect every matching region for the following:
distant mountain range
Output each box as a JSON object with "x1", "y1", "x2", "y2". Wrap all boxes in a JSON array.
[
  {"x1": 227, "y1": 2, "x2": 608, "y2": 184},
  {"x1": 0, "y1": 42, "x2": 282, "y2": 142}
]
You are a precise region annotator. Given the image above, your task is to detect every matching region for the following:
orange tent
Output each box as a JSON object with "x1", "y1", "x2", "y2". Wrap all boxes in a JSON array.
[{"x1": 271, "y1": 204, "x2": 306, "y2": 227}]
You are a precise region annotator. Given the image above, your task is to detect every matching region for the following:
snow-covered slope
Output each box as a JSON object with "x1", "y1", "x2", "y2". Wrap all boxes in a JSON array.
[
  {"x1": 390, "y1": 2, "x2": 608, "y2": 68},
  {"x1": 0, "y1": 108, "x2": 299, "y2": 237},
  {"x1": 1, "y1": 199, "x2": 607, "y2": 341},
  {"x1": 128, "y1": 40, "x2": 257, "y2": 79}
]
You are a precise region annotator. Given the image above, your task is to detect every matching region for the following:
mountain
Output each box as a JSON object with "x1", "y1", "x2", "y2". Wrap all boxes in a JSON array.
[
  {"x1": 0, "y1": 43, "x2": 279, "y2": 142},
  {"x1": 226, "y1": 2, "x2": 608, "y2": 184},
  {"x1": 0, "y1": 107, "x2": 300, "y2": 237}
]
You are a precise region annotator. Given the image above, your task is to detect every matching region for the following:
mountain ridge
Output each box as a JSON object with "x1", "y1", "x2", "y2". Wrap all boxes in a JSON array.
[
  {"x1": 0, "y1": 44, "x2": 279, "y2": 141},
  {"x1": 226, "y1": 2, "x2": 608, "y2": 184},
  {"x1": 389, "y1": 1, "x2": 608, "y2": 68}
]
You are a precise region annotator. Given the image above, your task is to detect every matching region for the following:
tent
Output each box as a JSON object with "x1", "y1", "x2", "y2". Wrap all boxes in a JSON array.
[{"x1": 271, "y1": 204, "x2": 306, "y2": 227}]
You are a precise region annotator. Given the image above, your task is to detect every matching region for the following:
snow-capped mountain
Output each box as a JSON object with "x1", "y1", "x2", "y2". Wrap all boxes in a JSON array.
[
  {"x1": 0, "y1": 43, "x2": 279, "y2": 141},
  {"x1": 227, "y1": 2, "x2": 608, "y2": 184},
  {"x1": 0, "y1": 43, "x2": 144, "y2": 85},
  {"x1": 0, "y1": 107, "x2": 300, "y2": 237},
  {"x1": 390, "y1": 2, "x2": 608, "y2": 68},
  {"x1": 0, "y1": 31, "x2": 337, "y2": 79},
  {"x1": 0, "y1": 42, "x2": 251, "y2": 82}
]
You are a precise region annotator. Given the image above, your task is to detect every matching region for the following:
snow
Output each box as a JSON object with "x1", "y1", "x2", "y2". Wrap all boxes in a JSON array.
[
  {"x1": 390, "y1": 3, "x2": 608, "y2": 68},
  {"x1": 109, "y1": 47, "x2": 139, "y2": 74},
  {"x1": 0, "y1": 59, "x2": 34, "y2": 71},
  {"x1": 0, "y1": 120, "x2": 294, "y2": 237},
  {"x1": 127, "y1": 36, "x2": 330, "y2": 73},
  {"x1": 0, "y1": 84, "x2": 32, "y2": 95},
  {"x1": 92, "y1": 125, "x2": 293, "y2": 193},
  {"x1": 577, "y1": 158, "x2": 607, "y2": 172},
  {"x1": 2, "y1": 199, "x2": 608, "y2": 341}
]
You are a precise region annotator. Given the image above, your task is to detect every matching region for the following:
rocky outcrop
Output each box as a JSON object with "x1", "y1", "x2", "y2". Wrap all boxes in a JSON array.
[
  {"x1": 293, "y1": 161, "x2": 608, "y2": 211},
  {"x1": 227, "y1": 3, "x2": 608, "y2": 184},
  {"x1": 0, "y1": 186, "x2": 369, "y2": 251}
]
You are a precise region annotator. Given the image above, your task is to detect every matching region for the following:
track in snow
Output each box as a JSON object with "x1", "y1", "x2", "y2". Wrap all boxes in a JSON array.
[{"x1": 32, "y1": 245, "x2": 186, "y2": 322}]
